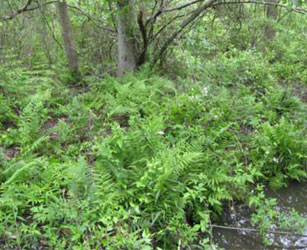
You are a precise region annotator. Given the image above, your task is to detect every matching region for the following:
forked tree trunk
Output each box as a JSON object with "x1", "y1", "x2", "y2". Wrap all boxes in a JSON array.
[
  {"x1": 56, "y1": 0, "x2": 79, "y2": 74},
  {"x1": 117, "y1": 0, "x2": 137, "y2": 76}
]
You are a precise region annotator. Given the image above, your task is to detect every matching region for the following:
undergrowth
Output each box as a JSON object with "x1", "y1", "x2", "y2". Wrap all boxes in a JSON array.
[{"x1": 0, "y1": 48, "x2": 306, "y2": 249}]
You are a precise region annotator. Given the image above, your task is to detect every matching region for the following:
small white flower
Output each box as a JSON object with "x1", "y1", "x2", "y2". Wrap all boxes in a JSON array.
[
  {"x1": 201, "y1": 86, "x2": 209, "y2": 96},
  {"x1": 157, "y1": 131, "x2": 165, "y2": 135}
]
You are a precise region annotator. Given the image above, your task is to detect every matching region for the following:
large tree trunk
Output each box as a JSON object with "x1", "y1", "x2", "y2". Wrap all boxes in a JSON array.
[
  {"x1": 56, "y1": 0, "x2": 79, "y2": 74},
  {"x1": 264, "y1": 0, "x2": 279, "y2": 39},
  {"x1": 117, "y1": 0, "x2": 137, "y2": 76}
]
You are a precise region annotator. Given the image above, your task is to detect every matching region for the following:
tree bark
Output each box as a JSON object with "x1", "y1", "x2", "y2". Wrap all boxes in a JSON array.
[
  {"x1": 56, "y1": 0, "x2": 79, "y2": 74},
  {"x1": 264, "y1": 0, "x2": 279, "y2": 40},
  {"x1": 117, "y1": 0, "x2": 137, "y2": 76}
]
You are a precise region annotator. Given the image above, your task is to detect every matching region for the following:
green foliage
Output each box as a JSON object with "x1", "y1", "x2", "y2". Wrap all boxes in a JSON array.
[
  {"x1": 251, "y1": 117, "x2": 307, "y2": 189},
  {"x1": 0, "y1": 63, "x2": 305, "y2": 248},
  {"x1": 269, "y1": 16, "x2": 307, "y2": 86},
  {"x1": 0, "y1": 93, "x2": 16, "y2": 130},
  {"x1": 203, "y1": 50, "x2": 276, "y2": 93},
  {"x1": 0, "y1": 4, "x2": 306, "y2": 249}
]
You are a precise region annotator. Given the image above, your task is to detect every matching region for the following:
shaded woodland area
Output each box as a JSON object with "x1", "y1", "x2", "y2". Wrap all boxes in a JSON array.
[{"x1": 0, "y1": 0, "x2": 306, "y2": 249}]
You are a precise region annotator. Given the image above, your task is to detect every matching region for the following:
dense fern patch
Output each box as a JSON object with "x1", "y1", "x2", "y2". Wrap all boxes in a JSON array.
[{"x1": 0, "y1": 56, "x2": 306, "y2": 248}]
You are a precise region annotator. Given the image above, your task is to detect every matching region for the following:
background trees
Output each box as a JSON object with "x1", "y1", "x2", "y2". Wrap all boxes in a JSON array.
[
  {"x1": 56, "y1": 0, "x2": 79, "y2": 75},
  {"x1": 117, "y1": 0, "x2": 137, "y2": 76},
  {"x1": 1, "y1": 0, "x2": 305, "y2": 77}
]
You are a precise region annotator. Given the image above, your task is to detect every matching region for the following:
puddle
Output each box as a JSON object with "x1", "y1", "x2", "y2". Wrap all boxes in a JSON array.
[{"x1": 213, "y1": 182, "x2": 307, "y2": 249}]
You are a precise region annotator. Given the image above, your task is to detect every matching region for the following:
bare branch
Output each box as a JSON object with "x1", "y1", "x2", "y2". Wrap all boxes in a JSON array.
[
  {"x1": 26, "y1": 1, "x2": 57, "y2": 11},
  {"x1": 151, "y1": 13, "x2": 185, "y2": 42},
  {"x1": 67, "y1": 4, "x2": 117, "y2": 33},
  {"x1": 212, "y1": 1, "x2": 307, "y2": 14},
  {"x1": 146, "y1": 0, "x2": 207, "y2": 26},
  {"x1": 36, "y1": 1, "x2": 63, "y2": 49},
  {"x1": 153, "y1": 0, "x2": 218, "y2": 66},
  {"x1": 163, "y1": 0, "x2": 204, "y2": 13},
  {"x1": 1, "y1": 0, "x2": 56, "y2": 21},
  {"x1": 2, "y1": 0, "x2": 33, "y2": 21}
]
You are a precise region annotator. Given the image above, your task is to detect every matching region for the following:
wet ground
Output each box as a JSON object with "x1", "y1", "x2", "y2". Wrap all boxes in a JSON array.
[{"x1": 213, "y1": 182, "x2": 307, "y2": 249}]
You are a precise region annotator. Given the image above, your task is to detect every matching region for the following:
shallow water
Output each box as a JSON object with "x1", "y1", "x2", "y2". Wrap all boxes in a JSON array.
[{"x1": 213, "y1": 182, "x2": 307, "y2": 249}]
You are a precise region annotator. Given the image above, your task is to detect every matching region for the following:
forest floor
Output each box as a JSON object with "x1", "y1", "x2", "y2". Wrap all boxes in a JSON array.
[{"x1": 0, "y1": 54, "x2": 306, "y2": 248}]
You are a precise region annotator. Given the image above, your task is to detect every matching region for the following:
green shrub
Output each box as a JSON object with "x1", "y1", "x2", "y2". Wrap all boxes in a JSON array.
[{"x1": 251, "y1": 117, "x2": 307, "y2": 189}]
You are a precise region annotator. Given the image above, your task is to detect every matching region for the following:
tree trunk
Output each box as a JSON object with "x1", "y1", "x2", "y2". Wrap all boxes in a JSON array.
[
  {"x1": 56, "y1": 0, "x2": 79, "y2": 74},
  {"x1": 117, "y1": 0, "x2": 137, "y2": 76},
  {"x1": 264, "y1": 0, "x2": 279, "y2": 39}
]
